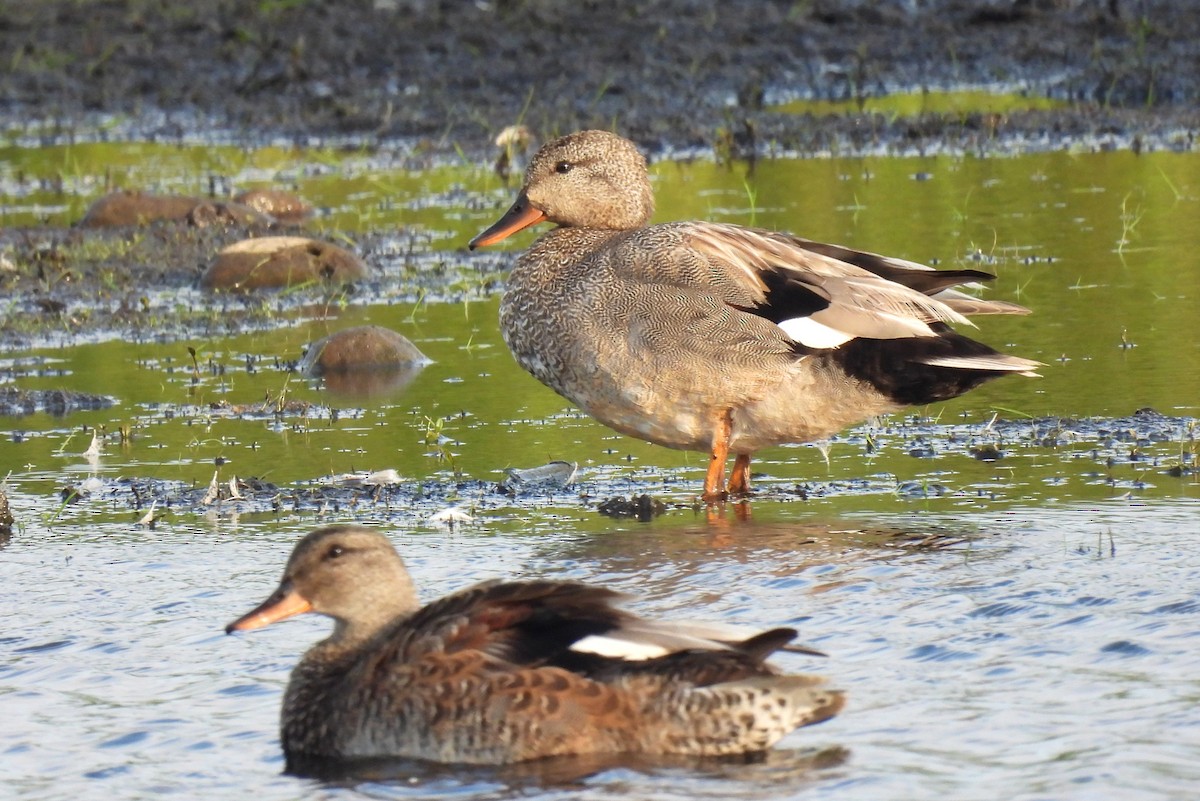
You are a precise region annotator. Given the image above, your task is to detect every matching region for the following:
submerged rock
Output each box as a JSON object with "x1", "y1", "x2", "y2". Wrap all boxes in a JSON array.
[
  {"x1": 302, "y1": 325, "x2": 428, "y2": 374},
  {"x1": 301, "y1": 325, "x2": 429, "y2": 397},
  {"x1": 201, "y1": 236, "x2": 369, "y2": 290}
]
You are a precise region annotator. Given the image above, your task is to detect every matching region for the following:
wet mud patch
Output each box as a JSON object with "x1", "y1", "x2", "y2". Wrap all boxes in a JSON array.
[
  {"x1": 26, "y1": 410, "x2": 1198, "y2": 531},
  {"x1": 0, "y1": 224, "x2": 505, "y2": 350},
  {"x1": 3, "y1": 1, "x2": 1200, "y2": 159},
  {"x1": 0, "y1": 387, "x2": 114, "y2": 417}
]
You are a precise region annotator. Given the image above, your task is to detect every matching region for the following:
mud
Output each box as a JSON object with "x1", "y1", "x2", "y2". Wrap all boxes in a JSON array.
[
  {"x1": 44, "y1": 409, "x2": 1196, "y2": 524},
  {"x1": 2, "y1": 1, "x2": 1199, "y2": 156},
  {"x1": 0, "y1": 223, "x2": 492, "y2": 349},
  {"x1": 0, "y1": 387, "x2": 114, "y2": 417}
]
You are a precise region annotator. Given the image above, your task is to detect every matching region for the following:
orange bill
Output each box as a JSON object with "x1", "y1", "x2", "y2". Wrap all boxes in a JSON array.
[
  {"x1": 225, "y1": 583, "x2": 313, "y2": 633},
  {"x1": 468, "y1": 194, "x2": 547, "y2": 249}
]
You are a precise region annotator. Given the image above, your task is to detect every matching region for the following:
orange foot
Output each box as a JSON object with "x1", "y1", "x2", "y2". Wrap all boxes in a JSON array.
[
  {"x1": 728, "y1": 454, "x2": 752, "y2": 495},
  {"x1": 703, "y1": 410, "x2": 733, "y2": 503}
]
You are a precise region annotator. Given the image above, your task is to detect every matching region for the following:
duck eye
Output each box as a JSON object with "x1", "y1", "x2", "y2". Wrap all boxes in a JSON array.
[
  {"x1": 554, "y1": 161, "x2": 573, "y2": 174},
  {"x1": 325, "y1": 545, "x2": 344, "y2": 560}
]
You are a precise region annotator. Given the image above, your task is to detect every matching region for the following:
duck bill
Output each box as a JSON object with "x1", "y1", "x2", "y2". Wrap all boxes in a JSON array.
[
  {"x1": 468, "y1": 194, "x2": 547, "y2": 249},
  {"x1": 225, "y1": 582, "x2": 313, "y2": 633}
]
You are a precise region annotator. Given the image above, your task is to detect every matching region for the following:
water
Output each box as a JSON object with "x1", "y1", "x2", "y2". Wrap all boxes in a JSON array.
[
  {"x1": 3, "y1": 506, "x2": 1199, "y2": 799},
  {"x1": 2, "y1": 132, "x2": 1200, "y2": 799}
]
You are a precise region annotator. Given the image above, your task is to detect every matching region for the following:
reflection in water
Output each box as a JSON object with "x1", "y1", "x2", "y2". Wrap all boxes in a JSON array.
[
  {"x1": 318, "y1": 363, "x2": 428, "y2": 399},
  {"x1": 288, "y1": 744, "x2": 850, "y2": 793}
]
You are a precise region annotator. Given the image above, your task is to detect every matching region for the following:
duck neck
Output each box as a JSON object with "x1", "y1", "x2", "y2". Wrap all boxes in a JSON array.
[{"x1": 524, "y1": 226, "x2": 628, "y2": 268}]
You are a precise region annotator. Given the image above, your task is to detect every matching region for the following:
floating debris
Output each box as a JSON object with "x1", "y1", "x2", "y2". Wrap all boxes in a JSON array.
[
  {"x1": 0, "y1": 389, "x2": 114, "y2": 418},
  {"x1": 896, "y1": 481, "x2": 951, "y2": 498},
  {"x1": 0, "y1": 476, "x2": 13, "y2": 538},
  {"x1": 137, "y1": 500, "x2": 161, "y2": 528},
  {"x1": 60, "y1": 476, "x2": 105, "y2": 504},
  {"x1": 597, "y1": 494, "x2": 666, "y2": 521},
  {"x1": 331, "y1": 469, "x2": 404, "y2": 488},
  {"x1": 232, "y1": 189, "x2": 313, "y2": 224},
  {"x1": 429, "y1": 505, "x2": 474, "y2": 528},
  {"x1": 498, "y1": 460, "x2": 578, "y2": 494},
  {"x1": 362, "y1": 469, "x2": 403, "y2": 486},
  {"x1": 200, "y1": 470, "x2": 221, "y2": 505},
  {"x1": 970, "y1": 444, "x2": 1004, "y2": 461},
  {"x1": 83, "y1": 429, "x2": 103, "y2": 459}
]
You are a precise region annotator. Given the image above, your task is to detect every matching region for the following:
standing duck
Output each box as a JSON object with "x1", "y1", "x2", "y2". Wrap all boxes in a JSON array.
[
  {"x1": 226, "y1": 525, "x2": 843, "y2": 766},
  {"x1": 470, "y1": 130, "x2": 1040, "y2": 501}
]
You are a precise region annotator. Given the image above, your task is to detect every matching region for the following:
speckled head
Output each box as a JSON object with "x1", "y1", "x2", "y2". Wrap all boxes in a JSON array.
[
  {"x1": 470, "y1": 130, "x2": 655, "y2": 247},
  {"x1": 523, "y1": 130, "x2": 655, "y2": 229},
  {"x1": 226, "y1": 525, "x2": 419, "y2": 643}
]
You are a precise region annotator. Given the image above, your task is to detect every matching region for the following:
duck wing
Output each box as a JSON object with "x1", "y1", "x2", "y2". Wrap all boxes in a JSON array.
[
  {"x1": 346, "y1": 581, "x2": 821, "y2": 761},
  {"x1": 376, "y1": 579, "x2": 799, "y2": 671},
  {"x1": 655, "y1": 222, "x2": 1025, "y2": 349}
]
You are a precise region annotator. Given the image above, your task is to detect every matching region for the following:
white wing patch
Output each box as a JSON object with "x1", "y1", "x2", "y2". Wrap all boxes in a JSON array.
[
  {"x1": 777, "y1": 316, "x2": 856, "y2": 349},
  {"x1": 570, "y1": 635, "x2": 670, "y2": 660},
  {"x1": 569, "y1": 618, "x2": 761, "y2": 661}
]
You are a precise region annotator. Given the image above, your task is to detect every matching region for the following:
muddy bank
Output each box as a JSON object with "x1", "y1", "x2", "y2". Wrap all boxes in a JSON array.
[{"x1": 2, "y1": 1, "x2": 1199, "y2": 157}]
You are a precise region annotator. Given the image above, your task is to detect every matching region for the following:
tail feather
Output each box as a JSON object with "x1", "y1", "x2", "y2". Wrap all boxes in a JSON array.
[
  {"x1": 652, "y1": 675, "x2": 845, "y2": 756},
  {"x1": 920, "y1": 353, "x2": 1043, "y2": 377},
  {"x1": 830, "y1": 323, "x2": 1041, "y2": 405},
  {"x1": 933, "y1": 289, "x2": 1032, "y2": 317}
]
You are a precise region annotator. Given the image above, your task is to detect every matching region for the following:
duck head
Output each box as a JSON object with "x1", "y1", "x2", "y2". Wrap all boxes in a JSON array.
[
  {"x1": 226, "y1": 525, "x2": 419, "y2": 644},
  {"x1": 469, "y1": 130, "x2": 655, "y2": 248}
]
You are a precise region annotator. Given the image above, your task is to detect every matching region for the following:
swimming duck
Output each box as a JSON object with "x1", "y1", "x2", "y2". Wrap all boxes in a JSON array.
[
  {"x1": 470, "y1": 130, "x2": 1040, "y2": 501},
  {"x1": 226, "y1": 525, "x2": 843, "y2": 766}
]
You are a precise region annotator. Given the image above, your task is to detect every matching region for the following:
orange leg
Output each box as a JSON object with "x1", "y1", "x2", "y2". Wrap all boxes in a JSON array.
[
  {"x1": 728, "y1": 453, "x2": 752, "y2": 495},
  {"x1": 703, "y1": 410, "x2": 733, "y2": 503}
]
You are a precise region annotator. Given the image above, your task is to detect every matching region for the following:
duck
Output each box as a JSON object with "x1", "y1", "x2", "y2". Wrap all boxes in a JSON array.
[
  {"x1": 469, "y1": 130, "x2": 1040, "y2": 501},
  {"x1": 226, "y1": 524, "x2": 844, "y2": 766}
]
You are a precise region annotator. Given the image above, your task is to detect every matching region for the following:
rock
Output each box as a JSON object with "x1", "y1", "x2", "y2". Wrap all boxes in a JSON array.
[
  {"x1": 201, "y1": 236, "x2": 368, "y2": 290},
  {"x1": 233, "y1": 189, "x2": 313, "y2": 223},
  {"x1": 79, "y1": 191, "x2": 276, "y2": 228},
  {"x1": 78, "y1": 191, "x2": 203, "y2": 227}
]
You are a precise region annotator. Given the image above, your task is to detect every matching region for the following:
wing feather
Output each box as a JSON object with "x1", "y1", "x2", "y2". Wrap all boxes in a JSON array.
[{"x1": 678, "y1": 223, "x2": 986, "y2": 348}]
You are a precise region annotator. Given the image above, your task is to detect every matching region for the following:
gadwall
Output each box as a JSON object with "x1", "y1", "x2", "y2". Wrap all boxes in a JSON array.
[
  {"x1": 226, "y1": 525, "x2": 844, "y2": 766},
  {"x1": 470, "y1": 130, "x2": 1040, "y2": 501}
]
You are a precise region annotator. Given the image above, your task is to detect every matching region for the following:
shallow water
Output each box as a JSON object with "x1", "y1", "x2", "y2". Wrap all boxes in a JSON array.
[
  {"x1": 3, "y1": 504, "x2": 1200, "y2": 800},
  {"x1": 3, "y1": 134, "x2": 1200, "y2": 800}
]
